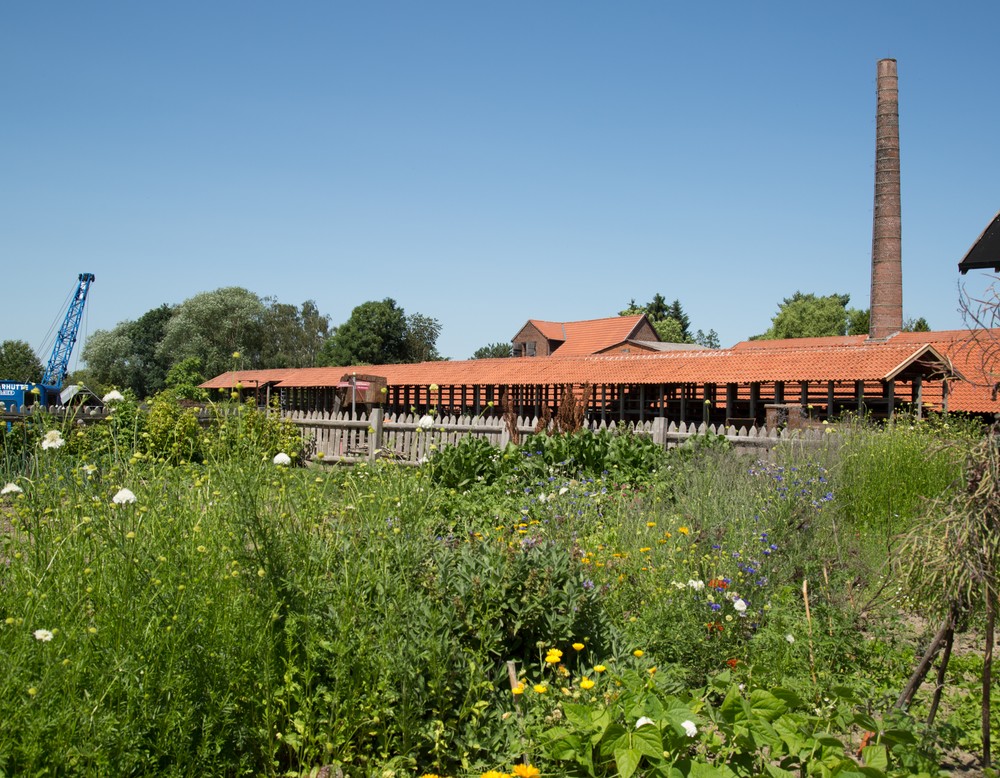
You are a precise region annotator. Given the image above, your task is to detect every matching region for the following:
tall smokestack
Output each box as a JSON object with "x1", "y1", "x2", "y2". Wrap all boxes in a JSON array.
[{"x1": 869, "y1": 58, "x2": 903, "y2": 340}]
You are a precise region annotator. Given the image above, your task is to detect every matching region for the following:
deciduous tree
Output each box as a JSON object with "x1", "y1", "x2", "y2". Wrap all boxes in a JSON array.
[
  {"x1": 318, "y1": 298, "x2": 442, "y2": 367},
  {"x1": 471, "y1": 342, "x2": 513, "y2": 359},
  {"x1": 0, "y1": 340, "x2": 43, "y2": 383}
]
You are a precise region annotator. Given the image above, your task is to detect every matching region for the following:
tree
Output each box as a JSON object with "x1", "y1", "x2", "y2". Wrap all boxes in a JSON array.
[
  {"x1": 165, "y1": 356, "x2": 208, "y2": 401},
  {"x1": 471, "y1": 342, "x2": 513, "y2": 359},
  {"x1": 0, "y1": 340, "x2": 43, "y2": 383},
  {"x1": 753, "y1": 292, "x2": 868, "y2": 340},
  {"x1": 904, "y1": 316, "x2": 931, "y2": 332},
  {"x1": 318, "y1": 298, "x2": 442, "y2": 367},
  {"x1": 405, "y1": 313, "x2": 443, "y2": 362},
  {"x1": 695, "y1": 329, "x2": 721, "y2": 349},
  {"x1": 158, "y1": 288, "x2": 269, "y2": 379},
  {"x1": 262, "y1": 298, "x2": 331, "y2": 368},
  {"x1": 83, "y1": 304, "x2": 176, "y2": 397},
  {"x1": 619, "y1": 294, "x2": 701, "y2": 344}
]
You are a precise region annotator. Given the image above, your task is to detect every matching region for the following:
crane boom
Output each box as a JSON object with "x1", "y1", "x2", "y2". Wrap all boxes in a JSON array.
[{"x1": 41, "y1": 273, "x2": 96, "y2": 389}]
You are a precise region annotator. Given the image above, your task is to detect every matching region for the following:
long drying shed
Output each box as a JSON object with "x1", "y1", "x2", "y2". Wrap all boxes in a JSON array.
[{"x1": 202, "y1": 331, "x2": 996, "y2": 426}]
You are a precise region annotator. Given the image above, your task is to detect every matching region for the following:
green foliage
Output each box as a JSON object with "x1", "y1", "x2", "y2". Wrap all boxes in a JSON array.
[
  {"x1": 0, "y1": 339, "x2": 43, "y2": 383},
  {"x1": 836, "y1": 415, "x2": 974, "y2": 536},
  {"x1": 319, "y1": 298, "x2": 441, "y2": 366},
  {"x1": 165, "y1": 356, "x2": 208, "y2": 401},
  {"x1": 203, "y1": 400, "x2": 307, "y2": 464},
  {"x1": 0, "y1": 408, "x2": 991, "y2": 776},
  {"x1": 472, "y1": 342, "x2": 514, "y2": 359},
  {"x1": 620, "y1": 294, "x2": 702, "y2": 344},
  {"x1": 754, "y1": 291, "x2": 869, "y2": 340},
  {"x1": 146, "y1": 389, "x2": 203, "y2": 464},
  {"x1": 81, "y1": 304, "x2": 174, "y2": 398}
]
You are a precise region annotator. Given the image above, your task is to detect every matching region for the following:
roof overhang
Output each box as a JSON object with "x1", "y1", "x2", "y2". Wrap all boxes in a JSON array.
[{"x1": 959, "y1": 210, "x2": 1000, "y2": 274}]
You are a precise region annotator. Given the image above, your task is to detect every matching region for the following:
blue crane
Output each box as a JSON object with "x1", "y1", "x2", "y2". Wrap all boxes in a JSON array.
[
  {"x1": 41, "y1": 273, "x2": 96, "y2": 389},
  {"x1": 0, "y1": 273, "x2": 96, "y2": 410}
]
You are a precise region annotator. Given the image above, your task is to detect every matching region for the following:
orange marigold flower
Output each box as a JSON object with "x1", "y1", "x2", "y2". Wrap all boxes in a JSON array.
[{"x1": 513, "y1": 765, "x2": 541, "y2": 778}]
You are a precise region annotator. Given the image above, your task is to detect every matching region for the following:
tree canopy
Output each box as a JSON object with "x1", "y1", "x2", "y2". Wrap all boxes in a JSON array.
[
  {"x1": 619, "y1": 294, "x2": 720, "y2": 348},
  {"x1": 753, "y1": 292, "x2": 870, "y2": 340},
  {"x1": 82, "y1": 290, "x2": 332, "y2": 397},
  {"x1": 318, "y1": 298, "x2": 442, "y2": 367},
  {"x1": 471, "y1": 342, "x2": 513, "y2": 359},
  {"x1": 0, "y1": 340, "x2": 43, "y2": 383}
]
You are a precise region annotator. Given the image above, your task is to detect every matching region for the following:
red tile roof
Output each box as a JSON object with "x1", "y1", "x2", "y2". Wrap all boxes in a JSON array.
[
  {"x1": 733, "y1": 330, "x2": 1000, "y2": 413},
  {"x1": 200, "y1": 369, "x2": 297, "y2": 390},
  {"x1": 263, "y1": 343, "x2": 948, "y2": 389},
  {"x1": 523, "y1": 315, "x2": 651, "y2": 356}
]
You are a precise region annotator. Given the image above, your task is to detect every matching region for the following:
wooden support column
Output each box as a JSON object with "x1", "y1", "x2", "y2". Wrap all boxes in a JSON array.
[
  {"x1": 827, "y1": 382, "x2": 835, "y2": 420},
  {"x1": 775, "y1": 381, "x2": 785, "y2": 404},
  {"x1": 800, "y1": 381, "x2": 809, "y2": 407},
  {"x1": 600, "y1": 385, "x2": 607, "y2": 423},
  {"x1": 639, "y1": 385, "x2": 646, "y2": 422},
  {"x1": 618, "y1": 385, "x2": 626, "y2": 421},
  {"x1": 749, "y1": 383, "x2": 760, "y2": 421},
  {"x1": 913, "y1": 376, "x2": 923, "y2": 418},
  {"x1": 856, "y1": 380, "x2": 865, "y2": 414},
  {"x1": 679, "y1": 385, "x2": 688, "y2": 424},
  {"x1": 473, "y1": 385, "x2": 480, "y2": 414},
  {"x1": 943, "y1": 379, "x2": 950, "y2": 413},
  {"x1": 883, "y1": 380, "x2": 895, "y2": 419},
  {"x1": 726, "y1": 383, "x2": 737, "y2": 423},
  {"x1": 658, "y1": 384, "x2": 666, "y2": 418}
]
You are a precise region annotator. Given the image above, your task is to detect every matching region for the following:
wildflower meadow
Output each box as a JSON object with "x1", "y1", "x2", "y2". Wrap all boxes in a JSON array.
[{"x1": 0, "y1": 394, "x2": 993, "y2": 777}]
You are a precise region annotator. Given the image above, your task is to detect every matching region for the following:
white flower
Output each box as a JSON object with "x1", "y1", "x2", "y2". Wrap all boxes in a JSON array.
[
  {"x1": 1, "y1": 482, "x2": 22, "y2": 495},
  {"x1": 635, "y1": 716, "x2": 655, "y2": 729},
  {"x1": 687, "y1": 579, "x2": 705, "y2": 591},
  {"x1": 82, "y1": 464, "x2": 97, "y2": 475},
  {"x1": 418, "y1": 415, "x2": 435, "y2": 430},
  {"x1": 40, "y1": 430, "x2": 65, "y2": 450},
  {"x1": 273, "y1": 452, "x2": 292, "y2": 466},
  {"x1": 681, "y1": 719, "x2": 698, "y2": 738},
  {"x1": 559, "y1": 486, "x2": 569, "y2": 495},
  {"x1": 786, "y1": 634, "x2": 795, "y2": 644},
  {"x1": 102, "y1": 390, "x2": 124, "y2": 403},
  {"x1": 112, "y1": 488, "x2": 136, "y2": 505},
  {"x1": 33, "y1": 629, "x2": 54, "y2": 642},
  {"x1": 733, "y1": 598, "x2": 748, "y2": 614}
]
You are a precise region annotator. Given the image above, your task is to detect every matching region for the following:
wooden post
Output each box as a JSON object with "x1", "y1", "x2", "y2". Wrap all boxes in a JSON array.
[
  {"x1": 827, "y1": 382, "x2": 835, "y2": 420},
  {"x1": 639, "y1": 385, "x2": 646, "y2": 422},
  {"x1": 883, "y1": 380, "x2": 895, "y2": 419},
  {"x1": 943, "y1": 379, "x2": 950, "y2": 414},
  {"x1": 800, "y1": 381, "x2": 809, "y2": 408},
  {"x1": 368, "y1": 407, "x2": 383, "y2": 463},
  {"x1": 856, "y1": 380, "x2": 865, "y2": 414},
  {"x1": 775, "y1": 381, "x2": 785, "y2": 404},
  {"x1": 679, "y1": 385, "x2": 687, "y2": 424},
  {"x1": 750, "y1": 383, "x2": 759, "y2": 422},
  {"x1": 726, "y1": 383, "x2": 736, "y2": 424},
  {"x1": 914, "y1": 376, "x2": 923, "y2": 418}
]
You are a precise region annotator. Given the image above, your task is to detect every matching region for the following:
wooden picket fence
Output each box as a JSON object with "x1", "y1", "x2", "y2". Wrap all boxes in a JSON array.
[
  {"x1": 284, "y1": 408, "x2": 833, "y2": 465},
  {"x1": 1, "y1": 404, "x2": 833, "y2": 466}
]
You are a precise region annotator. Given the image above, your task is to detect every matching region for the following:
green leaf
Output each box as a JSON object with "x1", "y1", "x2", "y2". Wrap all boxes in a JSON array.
[
  {"x1": 564, "y1": 702, "x2": 596, "y2": 729},
  {"x1": 689, "y1": 762, "x2": 738, "y2": 778},
  {"x1": 764, "y1": 765, "x2": 798, "y2": 778},
  {"x1": 719, "y1": 685, "x2": 748, "y2": 724},
  {"x1": 615, "y1": 747, "x2": 642, "y2": 778},
  {"x1": 851, "y1": 713, "x2": 879, "y2": 733},
  {"x1": 632, "y1": 726, "x2": 664, "y2": 760},
  {"x1": 749, "y1": 689, "x2": 787, "y2": 722},
  {"x1": 770, "y1": 687, "x2": 806, "y2": 709},
  {"x1": 880, "y1": 728, "x2": 916, "y2": 746},
  {"x1": 861, "y1": 744, "x2": 888, "y2": 771}
]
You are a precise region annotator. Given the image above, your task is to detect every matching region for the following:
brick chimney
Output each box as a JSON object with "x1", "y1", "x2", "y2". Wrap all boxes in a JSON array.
[{"x1": 868, "y1": 58, "x2": 903, "y2": 340}]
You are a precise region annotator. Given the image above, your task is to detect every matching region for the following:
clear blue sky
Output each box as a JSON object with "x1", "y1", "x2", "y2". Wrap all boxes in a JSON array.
[{"x1": 2, "y1": 2, "x2": 998, "y2": 365}]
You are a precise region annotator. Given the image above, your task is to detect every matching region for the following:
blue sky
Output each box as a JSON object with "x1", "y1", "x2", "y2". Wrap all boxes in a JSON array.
[{"x1": 2, "y1": 2, "x2": 998, "y2": 365}]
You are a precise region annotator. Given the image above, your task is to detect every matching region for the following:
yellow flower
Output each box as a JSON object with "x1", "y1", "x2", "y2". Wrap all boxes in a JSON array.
[
  {"x1": 232, "y1": 351, "x2": 241, "y2": 359},
  {"x1": 646, "y1": 521, "x2": 656, "y2": 527},
  {"x1": 648, "y1": 666, "x2": 657, "y2": 675},
  {"x1": 27, "y1": 687, "x2": 37, "y2": 696},
  {"x1": 481, "y1": 772, "x2": 512, "y2": 778},
  {"x1": 513, "y1": 765, "x2": 540, "y2": 778},
  {"x1": 580, "y1": 677, "x2": 595, "y2": 689},
  {"x1": 678, "y1": 526, "x2": 690, "y2": 535},
  {"x1": 533, "y1": 684, "x2": 548, "y2": 694},
  {"x1": 545, "y1": 648, "x2": 563, "y2": 664},
  {"x1": 512, "y1": 683, "x2": 525, "y2": 696},
  {"x1": 633, "y1": 649, "x2": 644, "y2": 658},
  {"x1": 572, "y1": 642, "x2": 585, "y2": 651},
  {"x1": 593, "y1": 664, "x2": 606, "y2": 673}
]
